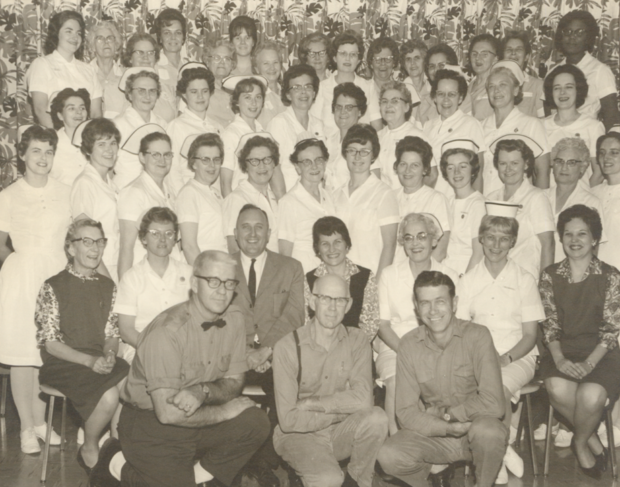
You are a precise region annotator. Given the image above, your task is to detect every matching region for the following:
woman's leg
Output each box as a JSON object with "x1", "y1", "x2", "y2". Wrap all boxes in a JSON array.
[
  {"x1": 385, "y1": 376, "x2": 398, "y2": 435},
  {"x1": 544, "y1": 377, "x2": 578, "y2": 425},
  {"x1": 81, "y1": 386, "x2": 120, "y2": 468},
  {"x1": 31, "y1": 368, "x2": 47, "y2": 427},
  {"x1": 110, "y1": 379, "x2": 127, "y2": 439},
  {"x1": 10, "y1": 366, "x2": 46, "y2": 431},
  {"x1": 572, "y1": 382, "x2": 607, "y2": 467}
]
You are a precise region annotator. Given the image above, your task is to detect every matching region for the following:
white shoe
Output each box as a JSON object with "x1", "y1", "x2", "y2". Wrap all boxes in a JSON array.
[
  {"x1": 77, "y1": 427, "x2": 84, "y2": 445},
  {"x1": 554, "y1": 429, "x2": 573, "y2": 448},
  {"x1": 20, "y1": 428, "x2": 41, "y2": 454},
  {"x1": 504, "y1": 445, "x2": 524, "y2": 478},
  {"x1": 33, "y1": 423, "x2": 61, "y2": 446},
  {"x1": 495, "y1": 462, "x2": 508, "y2": 484},
  {"x1": 509, "y1": 425, "x2": 518, "y2": 444},
  {"x1": 598, "y1": 423, "x2": 620, "y2": 448}
]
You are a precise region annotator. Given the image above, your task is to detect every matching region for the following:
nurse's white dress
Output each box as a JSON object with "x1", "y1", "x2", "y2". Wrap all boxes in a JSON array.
[
  {"x1": 592, "y1": 182, "x2": 620, "y2": 271},
  {"x1": 50, "y1": 128, "x2": 87, "y2": 187},
  {"x1": 0, "y1": 178, "x2": 72, "y2": 366},
  {"x1": 221, "y1": 115, "x2": 266, "y2": 191}
]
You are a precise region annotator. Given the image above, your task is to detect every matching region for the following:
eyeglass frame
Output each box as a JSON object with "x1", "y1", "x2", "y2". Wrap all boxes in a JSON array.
[
  {"x1": 144, "y1": 151, "x2": 174, "y2": 161},
  {"x1": 312, "y1": 293, "x2": 351, "y2": 308},
  {"x1": 194, "y1": 275, "x2": 240, "y2": 290},
  {"x1": 70, "y1": 237, "x2": 108, "y2": 248},
  {"x1": 245, "y1": 156, "x2": 275, "y2": 167}
]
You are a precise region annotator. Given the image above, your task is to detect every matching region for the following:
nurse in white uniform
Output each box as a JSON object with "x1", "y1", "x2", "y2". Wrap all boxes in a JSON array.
[
  {"x1": 113, "y1": 68, "x2": 168, "y2": 189},
  {"x1": 71, "y1": 119, "x2": 122, "y2": 282},
  {"x1": 268, "y1": 64, "x2": 326, "y2": 192},
  {"x1": 49, "y1": 88, "x2": 89, "y2": 187},
  {"x1": 176, "y1": 133, "x2": 227, "y2": 264},
  {"x1": 278, "y1": 138, "x2": 336, "y2": 272},
  {"x1": 254, "y1": 41, "x2": 286, "y2": 128},
  {"x1": 482, "y1": 61, "x2": 550, "y2": 196},
  {"x1": 487, "y1": 138, "x2": 555, "y2": 279},
  {"x1": 166, "y1": 63, "x2": 223, "y2": 195},
  {"x1": 332, "y1": 124, "x2": 399, "y2": 278},
  {"x1": 117, "y1": 128, "x2": 177, "y2": 279},
  {"x1": 439, "y1": 141, "x2": 486, "y2": 276},
  {"x1": 223, "y1": 133, "x2": 281, "y2": 253},
  {"x1": 27, "y1": 10, "x2": 102, "y2": 128}
]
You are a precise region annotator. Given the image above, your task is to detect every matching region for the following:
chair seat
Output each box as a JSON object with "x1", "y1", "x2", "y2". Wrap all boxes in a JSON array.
[
  {"x1": 40, "y1": 384, "x2": 66, "y2": 398},
  {"x1": 521, "y1": 381, "x2": 541, "y2": 395},
  {"x1": 242, "y1": 385, "x2": 266, "y2": 396}
]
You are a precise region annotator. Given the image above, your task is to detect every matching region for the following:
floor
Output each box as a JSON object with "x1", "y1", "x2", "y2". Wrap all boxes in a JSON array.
[{"x1": 1, "y1": 387, "x2": 619, "y2": 487}]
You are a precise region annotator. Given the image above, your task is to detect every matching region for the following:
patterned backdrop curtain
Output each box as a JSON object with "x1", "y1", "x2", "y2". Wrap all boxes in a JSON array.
[{"x1": 0, "y1": 0, "x2": 618, "y2": 187}]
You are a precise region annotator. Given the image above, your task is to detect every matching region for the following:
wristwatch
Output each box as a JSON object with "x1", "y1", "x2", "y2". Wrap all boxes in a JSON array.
[
  {"x1": 201, "y1": 384, "x2": 210, "y2": 400},
  {"x1": 443, "y1": 412, "x2": 452, "y2": 422}
]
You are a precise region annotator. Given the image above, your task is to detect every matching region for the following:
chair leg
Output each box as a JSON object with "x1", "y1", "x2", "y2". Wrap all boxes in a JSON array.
[
  {"x1": 515, "y1": 400, "x2": 524, "y2": 450},
  {"x1": 0, "y1": 375, "x2": 7, "y2": 417},
  {"x1": 525, "y1": 394, "x2": 539, "y2": 476},
  {"x1": 40, "y1": 395, "x2": 55, "y2": 484},
  {"x1": 60, "y1": 397, "x2": 67, "y2": 451},
  {"x1": 544, "y1": 404, "x2": 554, "y2": 476},
  {"x1": 464, "y1": 463, "x2": 471, "y2": 477},
  {"x1": 606, "y1": 409, "x2": 617, "y2": 479}
]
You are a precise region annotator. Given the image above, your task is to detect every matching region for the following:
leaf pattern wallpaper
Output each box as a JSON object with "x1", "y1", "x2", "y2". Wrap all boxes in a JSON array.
[{"x1": 0, "y1": 0, "x2": 618, "y2": 188}]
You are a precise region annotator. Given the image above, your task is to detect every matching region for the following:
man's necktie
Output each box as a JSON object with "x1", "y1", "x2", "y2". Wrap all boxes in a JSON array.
[{"x1": 248, "y1": 258, "x2": 256, "y2": 306}]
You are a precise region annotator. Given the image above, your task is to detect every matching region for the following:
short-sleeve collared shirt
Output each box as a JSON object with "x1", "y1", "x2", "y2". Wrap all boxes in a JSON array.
[
  {"x1": 333, "y1": 174, "x2": 400, "y2": 273},
  {"x1": 468, "y1": 78, "x2": 494, "y2": 122},
  {"x1": 206, "y1": 88, "x2": 235, "y2": 128},
  {"x1": 121, "y1": 298, "x2": 248, "y2": 410},
  {"x1": 278, "y1": 181, "x2": 336, "y2": 273},
  {"x1": 377, "y1": 121, "x2": 427, "y2": 191},
  {"x1": 488, "y1": 179, "x2": 555, "y2": 279},
  {"x1": 408, "y1": 77, "x2": 439, "y2": 125},
  {"x1": 257, "y1": 88, "x2": 286, "y2": 128},
  {"x1": 50, "y1": 128, "x2": 87, "y2": 187},
  {"x1": 592, "y1": 182, "x2": 620, "y2": 271},
  {"x1": 90, "y1": 58, "x2": 126, "y2": 119},
  {"x1": 456, "y1": 259, "x2": 545, "y2": 355},
  {"x1": 393, "y1": 185, "x2": 451, "y2": 232},
  {"x1": 221, "y1": 115, "x2": 266, "y2": 190},
  {"x1": 71, "y1": 164, "x2": 120, "y2": 270},
  {"x1": 176, "y1": 179, "x2": 227, "y2": 253}
]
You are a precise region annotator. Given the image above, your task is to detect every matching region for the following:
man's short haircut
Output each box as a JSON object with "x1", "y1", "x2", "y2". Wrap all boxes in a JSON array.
[
  {"x1": 177, "y1": 66, "x2": 215, "y2": 97},
  {"x1": 193, "y1": 250, "x2": 237, "y2": 275},
  {"x1": 543, "y1": 64, "x2": 589, "y2": 109},
  {"x1": 414, "y1": 270, "x2": 456, "y2": 300},
  {"x1": 501, "y1": 30, "x2": 532, "y2": 58},
  {"x1": 229, "y1": 16, "x2": 258, "y2": 50},
  {"x1": 493, "y1": 138, "x2": 536, "y2": 179},
  {"x1": 281, "y1": 64, "x2": 320, "y2": 106},
  {"x1": 50, "y1": 87, "x2": 91, "y2": 130},
  {"x1": 64, "y1": 218, "x2": 104, "y2": 261},
  {"x1": 236, "y1": 203, "x2": 269, "y2": 227},
  {"x1": 478, "y1": 215, "x2": 519, "y2": 241},
  {"x1": 312, "y1": 216, "x2": 352, "y2": 256},
  {"x1": 332, "y1": 82, "x2": 367, "y2": 116},
  {"x1": 138, "y1": 207, "x2": 179, "y2": 241},
  {"x1": 394, "y1": 136, "x2": 433, "y2": 174},
  {"x1": 557, "y1": 204, "x2": 602, "y2": 243},
  {"x1": 341, "y1": 124, "x2": 380, "y2": 161},
  {"x1": 80, "y1": 118, "x2": 122, "y2": 160},
  {"x1": 440, "y1": 148, "x2": 480, "y2": 184},
  {"x1": 238, "y1": 135, "x2": 280, "y2": 173},
  {"x1": 154, "y1": 8, "x2": 187, "y2": 46}
]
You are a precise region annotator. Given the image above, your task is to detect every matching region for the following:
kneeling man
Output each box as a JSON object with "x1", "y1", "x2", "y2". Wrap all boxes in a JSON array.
[
  {"x1": 273, "y1": 274, "x2": 388, "y2": 487},
  {"x1": 378, "y1": 271, "x2": 507, "y2": 487}
]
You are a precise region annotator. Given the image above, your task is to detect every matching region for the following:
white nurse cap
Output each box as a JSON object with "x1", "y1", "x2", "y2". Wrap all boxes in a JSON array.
[
  {"x1": 118, "y1": 67, "x2": 159, "y2": 93},
  {"x1": 235, "y1": 132, "x2": 277, "y2": 157},
  {"x1": 491, "y1": 60, "x2": 525, "y2": 86},
  {"x1": 441, "y1": 139, "x2": 480, "y2": 154},
  {"x1": 485, "y1": 200, "x2": 522, "y2": 218},
  {"x1": 221, "y1": 75, "x2": 269, "y2": 92},
  {"x1": 121, "y1": 123, "x2": 167, "y2": 155}
]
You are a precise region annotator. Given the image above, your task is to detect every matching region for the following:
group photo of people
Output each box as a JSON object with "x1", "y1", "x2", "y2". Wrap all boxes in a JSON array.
[{"x1": 0, "y1": 3, "x2": 619, "y2": 487}]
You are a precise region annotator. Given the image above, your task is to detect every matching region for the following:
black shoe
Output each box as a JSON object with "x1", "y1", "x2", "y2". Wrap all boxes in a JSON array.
[
  {"x1": 570, "y1": 438, "x2": 603, "y2": 480},
  {"x1": 594, "y1": 446, "x2": 609, "y2": 472},
  {"x1": 89, "y1": 438, "x2": 122, "y2": 487},
  {"x1": 76, "y1": 446, "x2": 93, "y2": 476},
  {"x1": 427, "y1": 465, "x2": 453, "y2": 487}
]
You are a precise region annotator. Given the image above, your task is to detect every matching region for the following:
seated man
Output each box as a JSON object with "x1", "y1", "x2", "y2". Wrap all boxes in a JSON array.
[
  {"x1": 378, "y1": 271, "x2": 507, "y2": 487},
  {"x1": 272, "y1": 274, "x2": 388, "y2": 487},
  {"x1": 91, "y1": 250, "x2": 270, "y2": 487}
]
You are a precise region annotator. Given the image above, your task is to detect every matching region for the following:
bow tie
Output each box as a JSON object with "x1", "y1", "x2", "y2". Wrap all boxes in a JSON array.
[{"x1": 201, "y1": 319, "x2": 227, "y2": 332}]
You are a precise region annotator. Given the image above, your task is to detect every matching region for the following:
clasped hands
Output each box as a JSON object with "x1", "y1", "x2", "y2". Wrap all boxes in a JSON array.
[
  {"x1": 167, "y1": 385, "x2": 206, "y2": 417},
  {"x1": 90, "y1": 350, "x2": 116, "y2": 375},
  {"x1": 246, "y1": 346, "x2": 272, "y2": 373},
  {"x1": 555, "y1": 357, "x2": 592, "y2": 380}
]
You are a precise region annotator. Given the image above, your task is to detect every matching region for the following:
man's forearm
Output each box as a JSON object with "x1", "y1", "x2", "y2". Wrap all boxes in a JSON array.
[
  {"x1": 168, "y1": 403, "x2": 234, "y2": 428},
  {"x1": 204, "y1": 377, "x2": 244, "y2": 405}
]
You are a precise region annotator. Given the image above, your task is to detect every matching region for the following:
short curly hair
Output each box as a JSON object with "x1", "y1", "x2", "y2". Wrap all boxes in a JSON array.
[
  {"x1": 380, "y1": 80, "x2": 413, "y2": 121},
  {"x1": 501, "y1": 30, "x2": 532, "y2": 59},
  {"x1": 557, "y1": 204, "x2": 602, "y2": 243},
  {"x1": 86, "y1": 21, "x2": 122, "y2": 60},
  {"x1": 367, "y1": 37, "x2": 400, "y2": 72},
  {"x1": 44, "y1": 10, "x2": 86, "y2": 60},
  {"x1": 17, "y1": 125, "x2": 59, "y2": 175},
  {"x1": 50, "y1": 88, "x2": 91, "y2": 131},
  {"x1": 493, "y1": 138, "x2": 536, "y2": 179},
  {"x1": 555, "y1": 10, "x2": 599, "y2": 54},
  {"x1": 238, "y1": 135, "x2": 280, "y2": 173},
  {"x1": 394, "y1": 136, "x2": 433, "y2": 175},
  {"x1": 342, "y1": 124, "x2": 380, "y2": 161},
  {"x1": 138, "y1": 207, "x2": 179, "y2": 243},
  {"x1": 80, "y1": 118, "x2": 121, "y2": 160},
  {"x1": 468, "y1": 33, "x2": 501, "y2": 65},
  {"x1": 440, "y1": 148, "x2": 480, "y2": 184},
  {"x1": 399, "y1": 39, "x2": 428, "y2": 79},
  {"x1": 298, "y1": 32, "x2": 333, "y2": 69},
  {"x1": 543, "y1": 64, "x2": 589, "y2": 110},
  {"x1": 231, "y1": 77, "x2": 265, "y2": 114},
  {"x1": 153, "y1": 8, "x2": 187, "y2": 47},
  {"x1": 281, "y1": 64, "x2": 320, "y2": 107},
  {"x1": 551, "y1": 137, "x2": 590, "y2": 167},
  {"x1": 122, "y1": 33, "x2": 160, "y2": 67},
  {"x1": 187, "y1": 133, "x2": 224, "y2": 171},
  {"x1": 176, "y1": 66, "x2": 215, "y2": 97},
  {"x1": 398, "y1": 212, "x2": 443, "y2": 246},
  {"x1": 424, "y1": 44, "x2": 458, "y2": 80},
  {"x1": 290, "y1": 138, "x2": 329, "y2": 165},
  {"x1": 125, "y1": 70, "x2": 162, "y2": 102},
  {"x1": 431, "y1": 69, "x2": 468, "y2": 100},
  {"x1": 64, "y1": 218, "x2": 105, "y2": 262},
  {"x1": 252, "y1": 41, "x2": 282, "y2": 75},
  {"x1": 312, "y1": 216, "x2": 352, "y2": 256},
  {"x1": 331, "y1": 82, "x2": 367, "y2": 116},
  {"x1": 330, "y1": 31, "x2": 365, "y2": 66}
]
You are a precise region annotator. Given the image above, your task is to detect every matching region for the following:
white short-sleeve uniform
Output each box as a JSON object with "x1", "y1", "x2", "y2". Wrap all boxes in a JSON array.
[
  {"x1": 176, "y1": 179, "x2": 227, "y2": 253},
  {"x1": 112, "y1": 106, "x2": 168, "y2": 189},
  {"x1": 324, "y1": 131, "x2": 349, "y2": 193},
  {"x1": 206, "y1": 88, "x2": 235, "y2": 128},
  {"x1": 423, "y1": 109, "x2": 488, "y2": 198},
  {"x1": 50, "y1": 128, "x2": 87, "y2": 187},
  {"x1": 113, "y1": 255, "x2": 192, "y2": 362},
  {"x1": 0, "y1": 178, "x2": 71, "y2": 366},
  {"x1": 552, "y1": 53, "x2": 618, "y2": 120},
  {"x1": 267, "y1": 107, "x2": 326, "y2": 191},
  {"x1": 166, "y1": 108, "x2": 223, "y2": 195},
  {"x1": 443, "y1": 191, "x2": 486, "y2": 276},
  {"x1": 456, "y1": 258, "x2": 545, "y2": 400},
  {"x1": 488, "y1": 179, "x2": 555, "y2": 279},
  {"x1": 222, "y1": 180, "x2": 279, "y2": 252},
  {"x1": 519, "y1": 74, "x2": 545, "y2": 118},
  {"x1": 408, "y1": 77, "x2": 439, "y2": 125},
  {"x1": 257, "y1": 88, "x2": 286, "y2": 128},
  {"x1": 26, "y1": 51, "x2": 103, "y2": 108},
  {"x1": 310, "y1": 73, "x2": 381, "y2": 135},
  {"x1": 376, "y1": 257, "x2": 458, "y2": 381},
  {"x1": 333, "y1": 174, "x2": 400, "y2": 273},
  {"x1": 592, "y1": 182, "x2": 620, "y2": 271},
  {"x1": 90, "y1": 59, "x2": 126, "y2": 119},
  {"x1": 377, "y1": 121, "x2": 426, "y2": 191},
  {"x1": 482, "y1": 107, "x2": 550, "y2": 196},
  {"x1": 117, "y1": 171, "x2": 179, "y2": 264},
  {"x1": 278, "y1": 182, "x2": 336, "y2": 272},
  {"x1": 221, "y1": 115, "x2": 266, "y2": 191},
  {"x1": 467, "y1": 79, "x2": 493, "y2": 122},
  {"x1": 71, "y1": 164, "x2": 120, "y2": 279},
  {"x1": 544, "y1": 185, "x2": 604, "y2": 264}
]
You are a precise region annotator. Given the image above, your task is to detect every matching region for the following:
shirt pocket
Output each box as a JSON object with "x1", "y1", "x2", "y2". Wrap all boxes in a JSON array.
[
  {"x1": 273, "y1": 291, "x2": 289, "y2": 317},
  {"x1": 218, "y1": 354, "x2": 231, "y2": 372},
  {"x1": 453, "y1": 363, "x2": 476, "y2": 395}
]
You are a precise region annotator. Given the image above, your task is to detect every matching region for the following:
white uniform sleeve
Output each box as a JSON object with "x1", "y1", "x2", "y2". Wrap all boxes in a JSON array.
[
  {"x1": 529, "y1": 192, "x2": 555, "y2": 235},
  {"x1": 519, "y1": 270, "x2": 545, "y2": 323},
  {"x1": 113, "y1": 268, "x2": 141, "y2": 316},
  {"x1": 277, "y1": 194, "x2": 297, "y2": 242},
  {"x1": 377, "y1": 189, "x2": 401, "y2": 226},
  {"x1": 27, "y1": 57, "x2": 53, "y2": 96}
]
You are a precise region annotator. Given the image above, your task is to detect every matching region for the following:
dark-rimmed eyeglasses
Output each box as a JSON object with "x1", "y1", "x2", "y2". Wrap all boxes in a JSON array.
[
  {"x1": 71, "y1": 237, "x2": 108, "y2": 248},
  {"x1": 313, "y1": 293, "x2": 351, "y2": 307},
  {"x1": 246, "y1": 156, "x2": 275, "y2": 167},
  {"x1": 194, "y1": 275, "x2": 239, "y2": 290}
]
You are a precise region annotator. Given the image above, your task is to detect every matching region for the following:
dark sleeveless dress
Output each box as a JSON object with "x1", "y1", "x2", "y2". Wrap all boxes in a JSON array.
[
  {"x1": 39, "y1": 269, "x2": 129, "y2": 421},
  {"x1": 539, "y1": 259, "x2": 620, "y2": 401}
]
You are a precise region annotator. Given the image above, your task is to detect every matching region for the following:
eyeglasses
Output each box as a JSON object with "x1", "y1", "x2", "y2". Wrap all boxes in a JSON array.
[
  {"x1": 146, "y1": 229, "x2": 176, "y2": 240},
  {"x1": 313, "y1": 293, "x2": 351, "y2": 308},
  {"x1": 345, "y1": 148, "x2": 372, "y2": 158},
  {"x1": 208, "y1": 55, "x2": 233, "y2": 64},
  {"x1": 70, "y1": 237, "x2": 108, "y2": 248},
  {"x1": 553, "y1": 158, "x2": 582, "y2": 168},
  {"x1": 307, "y1": 50, "x2": 327, "y2": 59},
  {"x1": 194, "y1": 275, "x2": 239, "y2": 290},
  {"x1": 145, "y1": 151, "x2": 174, "y2": 161},
  {"x1": 470, "y1": 50, "x2": 496, "y2": 60},
  {"x1": 561, "y1": 28, "x2": 587, "y2": 38},
  {"x1": 132, "y1": 88, "x2": 159, "y2": 97},
  {"x1": 133, "y1": 50, "x2": 156, "y2": 58},
  {"x1": 95, "y1": 35, "x2": 116, "y2": 44},
  {"x1": 337, "y1": 51, "x2": 359, "y2": 59},
  {"x1": 482, "y1": 234, "x2": 512, "y2": 246},
  {"x1": 334, "y1": 104, "x2": 358, "y2": 113},
  {"x1": 193, "y1": 156, "x2": 223, "y2": 166},
  {"x1": 246, "y1": 156, "x2": 275, "y2": 166},
  {"x1": 403, "y1": 232, "x2": 428, "y2": 244},
  {"x1": 289, "y1": 84, "x2": 314, "y2": 93},
  {"x1": 380, "y1": 97, "x2": 408, "y2": 107},
  {"x1": 374, "y1": 56, "x2": 394, "y2": 65},
  {"x1": 298, "y1": 157, "x2": 326, "y2": 168}
]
